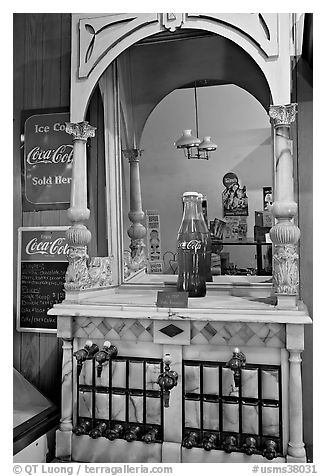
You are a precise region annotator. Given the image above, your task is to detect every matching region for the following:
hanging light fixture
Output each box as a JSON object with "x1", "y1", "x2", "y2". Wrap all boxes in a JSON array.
[{"x1": 174, "y1": 82, "x2": 217, "y2": 160}]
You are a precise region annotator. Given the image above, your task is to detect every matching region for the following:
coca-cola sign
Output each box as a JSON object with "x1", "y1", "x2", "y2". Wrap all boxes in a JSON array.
[
  {"x1": 26, "y1": 145, "x2": 73, "y2": 165},
  {"x1": 23, "y1": 112, "x2": 73, "y2": 210},
  {"x1": 17, "y1": 227, "x2": 69, "y2": 333},
  {"x1": 178, "y1": 239, "x2": 203, "y2": 253},
  {"x1": 21, "y1": 229, "x2": 69, "y2": 262}
]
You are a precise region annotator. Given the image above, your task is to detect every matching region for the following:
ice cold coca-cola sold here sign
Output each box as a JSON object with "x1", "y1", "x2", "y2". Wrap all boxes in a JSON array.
[{"x1": 23, "y1": 112, "x2": 73, "y2": 210}]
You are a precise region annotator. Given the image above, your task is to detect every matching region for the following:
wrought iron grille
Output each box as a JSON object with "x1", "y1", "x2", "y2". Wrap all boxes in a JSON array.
[
  {"x1": 182, "y1": 360, "x2": 283, "y2": 456},
  {"x1": 76, "y1": 355, "x2": 164, "y2": 443}
]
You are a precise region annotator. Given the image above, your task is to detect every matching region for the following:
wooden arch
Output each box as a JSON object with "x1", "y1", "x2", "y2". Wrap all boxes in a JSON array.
[{"x1": 70, "y1": 13, "x2": 292, "y2": 122}]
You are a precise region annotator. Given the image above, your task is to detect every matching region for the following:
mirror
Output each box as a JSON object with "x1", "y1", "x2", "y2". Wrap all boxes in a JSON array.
[
  {"x1": 116, "y1": 30, "x2": 273, "y2": 282},
  {"x1": 121, "y1": 83, "x2": 273, "y2": 279}
]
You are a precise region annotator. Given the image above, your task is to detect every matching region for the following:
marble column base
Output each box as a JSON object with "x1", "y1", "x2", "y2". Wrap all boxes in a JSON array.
[
  {"x1": 72, "y1": 435, "x2": 161, "y2": 463},
  {"x1": 286, "y1": 454, "x2": 307, "y2": 463},
  {"x1": 55, "y1": 429, "x2": 72, "y2": 460},
  {"x1": 286, "y1": 442, "x2": 307, "y2": 463}
]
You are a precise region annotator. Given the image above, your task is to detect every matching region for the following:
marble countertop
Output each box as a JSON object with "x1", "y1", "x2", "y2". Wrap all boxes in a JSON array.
[{"x1": 48, "y1": 277, "x2": 312, "y2": 324}]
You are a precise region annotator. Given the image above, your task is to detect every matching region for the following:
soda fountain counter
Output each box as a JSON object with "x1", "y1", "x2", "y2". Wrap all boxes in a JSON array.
[
  {"x1": 48, "y1": 277, "x2": 311, "y2": 463},
  {"x1": 49, "y1": 13, "x2": 312, "y2": 464}
]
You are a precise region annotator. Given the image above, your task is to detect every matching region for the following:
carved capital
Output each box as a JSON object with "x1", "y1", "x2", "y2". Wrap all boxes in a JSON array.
[
  {"x1": 88, "y1": 256, "x2": 113, "y2": 288},
  {"x1": 122, "y1": 148, "x2": 143, "y2": 163},
  {"x1": 273, "y1": 244, "x2": 299, "y2": 295},
  {"x1": 269, "y1": 104, "x2": 297, "y2": 127},
  {"x1": 65, "y1": 250, "x2": 114, "y2": 290},
  {"x1": 162, "y1": 13, "x2": 185, "y2": 32},
  {"x1": 65, "y1": 245, "x2": 90, "y2": 291},
  {"x1": 66, "y1": 121, "x2": 96, "y2": 141}
]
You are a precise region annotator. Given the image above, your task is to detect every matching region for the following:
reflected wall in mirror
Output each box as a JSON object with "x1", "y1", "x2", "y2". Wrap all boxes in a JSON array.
[{"x1": 121, "y1": 84, "x2": 272, "y2": 277}]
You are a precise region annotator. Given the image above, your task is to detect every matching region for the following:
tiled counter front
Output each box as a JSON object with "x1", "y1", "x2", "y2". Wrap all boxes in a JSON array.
[
  {"x1": 72, "y1": 315, "x2": 286, "y2": 347},
  {"x1": 53, "y1": 310, "x2": 308, "y2": 463}
]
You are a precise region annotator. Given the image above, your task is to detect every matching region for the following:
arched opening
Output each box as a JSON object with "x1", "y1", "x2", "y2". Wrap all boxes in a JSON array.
[
  {"x1": 97, "y1": 30, "x2": 274, "y2": 279},
  {"x1": 115, "y1": 30, "x2": 271, "y2": 146},
  {"x1": 120, "y1": 83, "x2": 272, "y2": 275}
]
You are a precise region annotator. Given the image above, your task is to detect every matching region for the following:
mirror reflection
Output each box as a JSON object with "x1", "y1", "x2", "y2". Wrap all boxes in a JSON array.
[
  {"x1": 121, "y1": 83, "x2": 273, "y2": 279},
  {"x1": 116, "y1": 31, "x2": 274, "y2": 282}
]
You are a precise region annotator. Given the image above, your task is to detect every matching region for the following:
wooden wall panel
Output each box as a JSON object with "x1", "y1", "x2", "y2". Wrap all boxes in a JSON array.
[
  {"x1": 58, "y1": 13, "x2": 72, "y2": 228},
  {"x1": 13, "y1": 13, "x2": 25, "y2": 371},
  {"x1": 14, "y1": 13, "x2": 105, "y2": 407},
  {"x1": 19, "y1": 12, "x2": 43, "y2": 388},
  {"x1": 42, "y1": 14, "x2": 63, "y2": 107},
  {"x1": 13, "y1": 13, "x2": 71, "y2": 405},
  {"x1": 60, "y1": 14, "x2": 71, "y2": 116},
  {"x1": 20, "y1": 333, "x2": 41, "y2": 388},
  {"x1": 24, "y1": 14, "x2": 44, "y2": 109}
]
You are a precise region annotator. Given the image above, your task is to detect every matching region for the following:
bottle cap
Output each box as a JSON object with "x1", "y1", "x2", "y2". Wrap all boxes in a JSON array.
[{"x1": 183, "y1": 191, "x2": 199, "y2": 197}]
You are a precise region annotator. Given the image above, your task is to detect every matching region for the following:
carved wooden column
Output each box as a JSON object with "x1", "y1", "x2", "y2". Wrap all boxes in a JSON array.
[
  {"x1": 269, "y1": 104, "x2": 300, "y2": 307},
  {"x1": 286, "y1": 324, "x2": 306, "y2": 462},
  {"x1": 65, "y1": 122, "x2": 96, "y2": 290},
  {"x1": 123, "y1": 149, "x2": 147, "y2": 276}
]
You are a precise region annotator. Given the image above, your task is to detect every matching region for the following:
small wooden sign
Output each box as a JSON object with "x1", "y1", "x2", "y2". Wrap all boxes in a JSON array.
[{"x1": 156, "y1": 291, "x2": 188, "y2": 308}]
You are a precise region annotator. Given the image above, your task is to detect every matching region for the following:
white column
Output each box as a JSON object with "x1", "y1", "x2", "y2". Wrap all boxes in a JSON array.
[
  {"x1": 269, "y1": 104, "x2": 300, "y2": 308},
  {"x1": 60, "y1": 337, "x2": 74, "y2": 432},
  {"x1": 122, "y1": 149, "x2": 147, "y2": 276},
  {"x1": 286, "y1": 324, "x2": 306, "y2": 462},
  {"x1": 55, "y1": 336, "x2": 73, "y2": 460},
  {"x1": 64, "y1": 122, "x2": 96, "y2": 291}
]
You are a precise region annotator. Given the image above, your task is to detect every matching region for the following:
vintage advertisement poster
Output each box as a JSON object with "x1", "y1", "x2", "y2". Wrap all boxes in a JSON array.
[
  {"x1": 146, "y1": 210, "x2": 163, "y2": 273},
  {"x1": 222, "y1": 172, "x2": 248, "y2": 217},
  {"x1": 23, "y1": 112, "x2": 73, "y2": 210},
  {"x1": 263, "y1": 186, "x2": 273, "y2": 210}
]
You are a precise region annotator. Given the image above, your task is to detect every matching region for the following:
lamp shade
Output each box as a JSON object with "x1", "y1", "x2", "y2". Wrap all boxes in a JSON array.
[
  {"x1": 175, "y1": 130, "x2": 201, "y2": 148},
  {"x1": 198, "y1": 136, "x2": 217, "y2": 151}
]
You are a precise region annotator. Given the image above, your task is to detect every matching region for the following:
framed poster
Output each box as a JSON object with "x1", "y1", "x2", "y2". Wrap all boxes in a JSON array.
[
  {"x1": 146, "y1": 209, "x2": 163, "y2": 274},
  {"x1": 263, "y1": 186, "x2": 273, "y2": 211},
  {"x1": 22, "y1": 110, "x2": 73, "y2": 211},
  {"x1": 222, "y1": 172, "x2": 248, "y2": 217},
  {"x1": 16, "y1": 227, "x2": 69, "y2": 333}
]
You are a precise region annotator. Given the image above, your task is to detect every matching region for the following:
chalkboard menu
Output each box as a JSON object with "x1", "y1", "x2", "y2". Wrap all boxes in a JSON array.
[{"x1": 17, "y1": 227, "x2": 69, "y2": 333}]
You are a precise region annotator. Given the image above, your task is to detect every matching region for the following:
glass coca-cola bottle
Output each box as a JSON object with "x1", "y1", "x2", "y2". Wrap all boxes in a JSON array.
[
  {"x1": 198, "y1": 193, "x2": 213, "y2": 282},
  {"x1": 177, "y1": 192, "x2": 207, "y2": 297}
]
